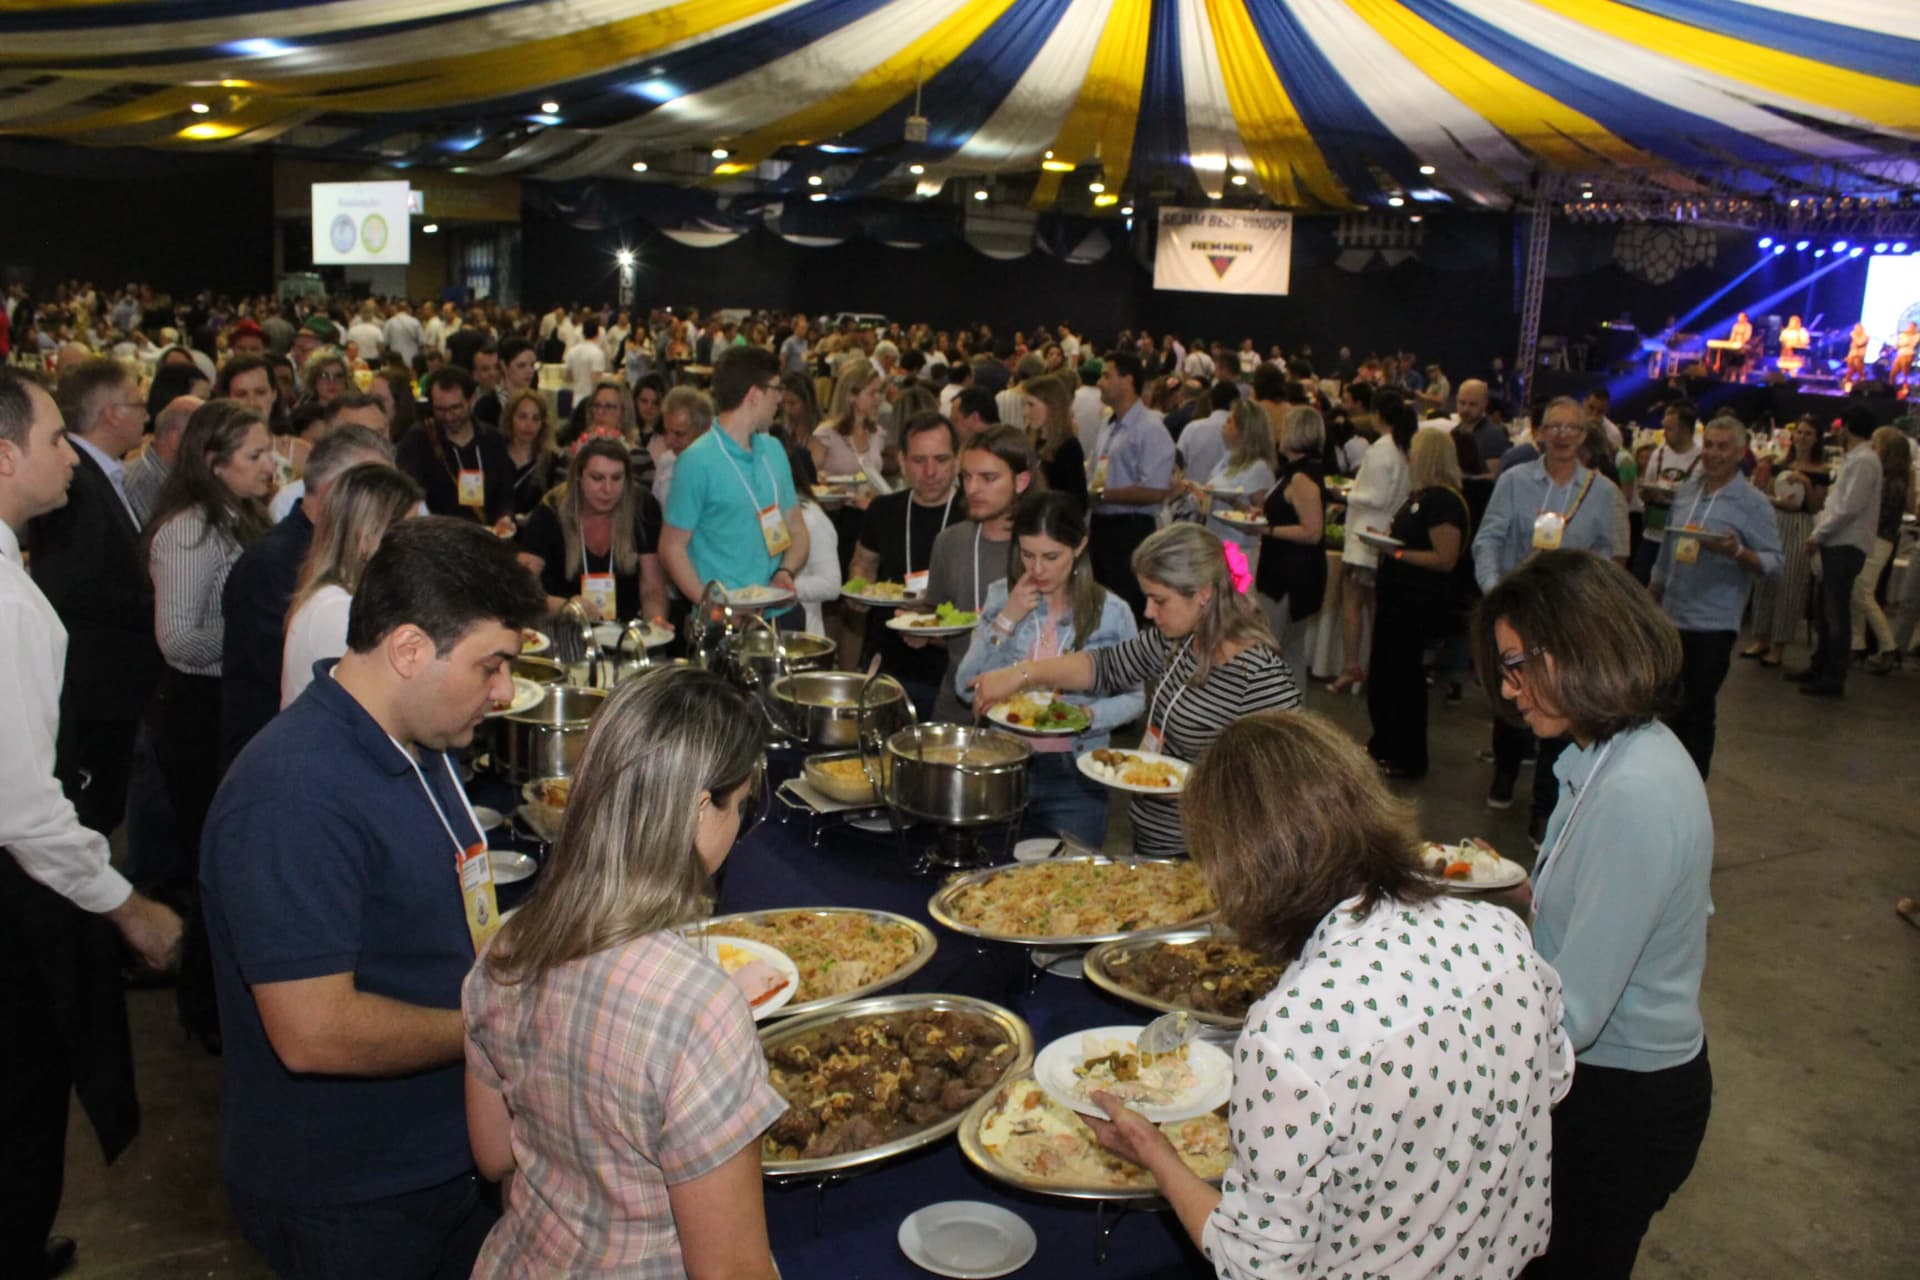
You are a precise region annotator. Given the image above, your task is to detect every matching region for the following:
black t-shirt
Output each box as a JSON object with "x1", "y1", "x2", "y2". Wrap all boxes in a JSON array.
[
  {"x1": 515, "y1": 497, "x2": 664, "y2": 622},
  {"x1": 1258, "y1": 455, "x2": 1328, "y2": 619},
  {"x1": 1043, "y1": 438, "x2": 1087, "y2": 503},
  {"x1": 1378, "y1": 485, "x2": 1472, "y2": 613},
  {"x1": 509, "y1": 453, "x2": 556, "y2": 516},
  {"x1": 857, "y1": 488, "x2": 965, "y2": 681},
  {"x1": 395, "y1": 422, "x2": 516, "y2": 523}
]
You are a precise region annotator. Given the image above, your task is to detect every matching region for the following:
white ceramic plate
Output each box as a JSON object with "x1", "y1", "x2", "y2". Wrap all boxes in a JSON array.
[
  {"x1": 724, "y1": 584, "x2": 796, "y2": 609},
  {"x1": 518, "y1": 629, "x2": 551, "y2": 655},
  {"x1": 487, "y1": 676, "x2": 546, "y2": 718},
  {"x1": 984, "y1": 698, "x2": 1094, "y2": 737},
  {"x1": 487, "y1": 850, "x2": 538, "y2": 885},
  {"x1": 897, "y1": 1202, "x2": 1037, "y2": 1279},
  {"x1": 1420, "y1": 855, "x2": 1529, "y2": 892},
  {"x1": 471, "y1": 805, "x2": 504, "y2": 833},
  {"x1": 1214, "y1": 510, "x2": 1268, "y2": 529},
  {"x1": 825, "y1": 473, "x2": 867, "y2": 486},
  {"x1": 1075, "y1": 749, "x2": 1190, "y2": 795},
  {"x1": 687, "y1": 933, "x2": 800, "y2": 1020},
  {"x1": 1353, "y1": 529, "x2": 1405, "y2": 551},
  {"x1": 887, "y1": 610, "x2": 977, "y2": 637},
  {"x1": 592, "y1": 621, "x2": 674, "y2": 650},
  {"x1": 1012, "y1": 837, "x2": 1063, "y2": 863},
  {"x1": 841, "y1": 584, "x2": 920, "y2": 607},
  {"x1": 1033, "y1": 1025, "x2": 1232, "y2": 1124}
]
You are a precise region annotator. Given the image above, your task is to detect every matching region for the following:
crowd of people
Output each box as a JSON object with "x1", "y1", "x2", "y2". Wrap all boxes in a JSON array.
[{"x1": 2, "y1": 277, "x2": 1916, "y2": 1280}]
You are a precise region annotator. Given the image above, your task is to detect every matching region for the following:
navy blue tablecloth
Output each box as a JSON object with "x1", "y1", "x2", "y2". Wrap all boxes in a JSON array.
[{"x1": 468, "y1": 760, "x2": 1212, "y2": 1278}]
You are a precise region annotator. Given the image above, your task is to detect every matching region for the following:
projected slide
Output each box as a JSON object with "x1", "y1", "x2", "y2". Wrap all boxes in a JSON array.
[
  {"x1": 311, "y1": 181, "x2": 411, "y2": 265},
  {"x1": 1860, "y1": 254, "x2": 1920, "y2": 348}
]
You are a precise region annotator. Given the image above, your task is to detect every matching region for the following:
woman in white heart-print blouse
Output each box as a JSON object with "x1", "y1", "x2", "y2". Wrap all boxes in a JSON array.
[{"x1": 1087, "y1": 710, "x2": 1573, "y2": 1279}]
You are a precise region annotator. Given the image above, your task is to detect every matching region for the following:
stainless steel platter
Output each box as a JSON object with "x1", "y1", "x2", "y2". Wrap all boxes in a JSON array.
[
  {"x1": 1082, "y1": 926, "x2": 1260, "y2": 1031},
  {"x1": 926, "y1": 855, "x2": 1217, "y2": 948},
  {"x1": 957, "y1": 1070, "x2": 1230, "y2": 1202},
  {"x1": 757, "y1": 992, "x2": 1033, "y2": 1180},
  {"x1": 690, "y1": 907, "x2": 937, "y2": 1020}
]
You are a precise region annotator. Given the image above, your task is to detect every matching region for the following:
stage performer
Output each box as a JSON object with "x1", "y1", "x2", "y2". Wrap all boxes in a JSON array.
[
  {"x1": 1893, "y1": 322, "x2": 1918, "y2": 383},
  {"x1": 1778, "y1": 316, "x2": 1810, "y2": 373},
  {"x1": 1844, "y1": 323, "x2": 1870, "y2": 387}
]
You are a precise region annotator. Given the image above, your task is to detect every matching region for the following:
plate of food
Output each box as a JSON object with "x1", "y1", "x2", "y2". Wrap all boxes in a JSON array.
[
  {"x1": 693, "y1": 907, "x2": 937, "y2": 1019},
  {"x1": 758, "y1": 994, "x2": 1033, "y2": 1177},
  {"x1": 687, "y1": 933, "x2": 800, "y2": 1020},
  {"x1": 824, "y1": 472, "x2": 868, "y2": 487},
  {"x1": 841, "y1": 577, "x2": 919, "y2": 606},
  {"x1": 929, "y1": 856, "x2": 1216, "y2": 946},
  {"x1": 1214, "y1": 508, "x2": 1268, "y2": 529},
  {"x1": 1352, "y1": 529, "x2": 1404, "y2": 551},
  {"x1": 1085, "y1": 929, "x2": 1283, "y2": 1029},
  {"x1": 1033, "y1": 1026, "x2": 1232, "y2": 1124},
  {"x1": 961, "y1": 1072, "x2": 1231, "y2": 1200},
  {"x1": 487, "y1": 676, "x2": 546, "y2": 718},
  {"x1": 725, "y1": 584, "x2": 796, "y2": 609},
  {"x1": 519, "y1": 628, "x2": 551, "y2": 655},
  {"x1": 1324, "y1": 475, "x2": 1355, "y2": 493},
  {"x1": 886, "y1": 603, "x2": 978, "y2": 636},
  {"x1": 984, "y1": 693, "x2": 1094, "y2": 736},
  {"x1": 1418, "y1": 837, "x2": 1528, "y2": 891},
  {"x1": 1077, "y1": 748, "x2": 1190, "y2": 795}
]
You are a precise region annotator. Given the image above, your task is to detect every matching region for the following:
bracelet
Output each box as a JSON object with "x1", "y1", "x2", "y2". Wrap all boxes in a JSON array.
[{"x1": 1017, "y1": 664, "x2": 1031, "y2": 690}]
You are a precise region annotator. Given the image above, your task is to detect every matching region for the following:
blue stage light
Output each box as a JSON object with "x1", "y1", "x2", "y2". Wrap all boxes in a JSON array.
[
  {"x1": 1850, "y1": 247, "x2": 1864, "y2": 257},
  {"x1": 1832, "y1": 240, "x2": 1848, "y2": 252},
  {"x1": 1757, "y1": 236, "x2": 1773, "y2": 248},
  {"x1": 1772, "y1": 244, "x2": 1786, "y2": 255},
  {"x1": 1875, "y1": 243, "x2": 1890, "y2": 253},
  {"x1": 1794, "y1": 240, "x2": 1810, "y2": 251},
  {"x1": 1898, "y1": 242, "x2": 1911, "y2": 254},
  {"x1": 1814, "y1": 249, "x2": 1827, "y2": 258}
]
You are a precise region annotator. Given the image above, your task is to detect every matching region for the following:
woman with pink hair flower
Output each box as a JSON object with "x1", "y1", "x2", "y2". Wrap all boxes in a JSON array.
[{"x1": 968, "y1": 523, "x2": 1301, "y2": 857}]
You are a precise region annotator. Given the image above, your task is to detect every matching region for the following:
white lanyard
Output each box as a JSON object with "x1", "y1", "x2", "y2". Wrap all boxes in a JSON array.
[
  {"x1": 1536, "y1": 469, "x2": 1581, "y2": 516},
  {"x1": 717, "y1": 437, "x2": 779, "y2": 515},
  {"x1": 1145, "y1": 638, "x2": 1196, "y2": 740},
  {"x1": 387, "y1": 735, "x2": 484, "y2": 858},
  {"x1": 972, "y1": 523, "x2": 984, "y2": 606},
  {"x1": 905, "y1": 493, "x2": 955, "y2": 570},
  {"x1": 1680, "y1": 486, "x2": 1721, "y2": 530},
  {"x1": 1530, "y1": 738, "x2": 1617, "y2": 916}
]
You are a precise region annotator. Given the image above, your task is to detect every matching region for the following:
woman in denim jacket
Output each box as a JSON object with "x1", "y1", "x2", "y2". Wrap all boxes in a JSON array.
[{"x1": 955, "y1": 491, "x2": 1142, "y2": 846}]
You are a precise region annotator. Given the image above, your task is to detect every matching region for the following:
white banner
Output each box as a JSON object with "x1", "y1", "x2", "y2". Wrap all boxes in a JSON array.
[{"x1": 1153, "y1": 207, "x2": 1292, "y2": 295}]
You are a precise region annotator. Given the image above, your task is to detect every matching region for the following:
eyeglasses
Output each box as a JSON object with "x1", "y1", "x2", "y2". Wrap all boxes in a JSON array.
[
  {"x1": 1499, "y1": 645, "x2": 1546, "y2": 680},
  {"x1": 589, "y1": 400, "x2": 622, "y2": 413},
  {"x1": 315, "y1": 369, "x2": 348, "y2": 383},
  {"x1": 1541, "y1": 420, "x2": 1584, "y2": 436}
]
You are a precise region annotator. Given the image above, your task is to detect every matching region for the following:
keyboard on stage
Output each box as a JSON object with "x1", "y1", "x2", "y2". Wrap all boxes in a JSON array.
[{"x1": 1707, "y1": 339, "x2": 1747, "y2": 350}]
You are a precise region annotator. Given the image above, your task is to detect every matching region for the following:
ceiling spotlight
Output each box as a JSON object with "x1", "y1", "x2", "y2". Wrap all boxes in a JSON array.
[
  {"x1": 1120, "y1": 205, "x2": 1134, "y2": 216},
  {"x1": 1387, "y1": 195, "x2": 1404, "y2": 207},
  {"x1": 1833, "y1": 240, "x2": 1848, "y2": 252},
  {"x1": 1044, "y1": 149, "x2": 1054, "y2": 159},
  {"x1": 1772, "y1": 244, "x2": 1785, "y2": 255},
  {"x1": 711, "y1": 147, "x2": 730, "y2": 159},
  {"x1": 540, "y1": 100, "x2": 560, "y2": 114},
  {"x1": 1814, "y1": 248, "x2": 1826, "y2": 258},
  {"x1": 1418, "y1": 164, "x2": 1436, "y2": 176},
  {"x1": 807, "y1": 174, "x2": 823, "y2": 187},
  {"x1": 1757, "y1": 236, "x2": 1773, "y2": 248},
  {"x1": 908, "y1": 163, "x2": 925, "y2": 175},
  {"x1": 1088, "y1": 180, "x2": 1105, "y2": 194},
  {"x1": 973, "y1": 189, "x2": 988, "y2": 202},
  {"x1": 810, "y1": 192, "x2": 828, "y2": 202},
  {"x1": 1093, "y1": 193, "x2": 1119, "y2": 207},
  {"x1": 189, "y1": 101, "x2": 211, "y2": 114},
  {"x1": 1897, "y1": 241, "x2": 1911, "y2": 253},
  {"x1": 422, "y1": 223, "x2": 440, "y2": 234},
  {"x1": 1581, "y1": 190, "x2": 1595, "y2": 200},
  {"x1": 1874, "y1": 242, "x2": 1889, "y2": 253},
  {"x1": 630, "y1": 160, "x2": 648, "y2": 172},
  {"x1": 1230, "y1": 174, "x2": 1247, "y2": 187},
  {"x1": 1794, "y1": 240, "x2": 1810, "y2": 251},
  {"x1": 1206, "y1": 190, "x2": 1223, "y2": 200},
  {"x1": 1850, "y1": 247, "x2": 1864, "y2": 257},
  {"x1": 616, "y1": 249, "x2": 636, "y2": 267},
  {"x1": 1409, "y1": 214, "x2": 1423, "y2": 223},
  {"x1": 1041, "y1": 156, "x2": 1076, "y2": 173}
]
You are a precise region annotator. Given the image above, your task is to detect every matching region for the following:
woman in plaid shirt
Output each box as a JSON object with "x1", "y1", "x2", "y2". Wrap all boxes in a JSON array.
[{"x1": 463, "y1": 668, "x2": 784, "y2": 1278}]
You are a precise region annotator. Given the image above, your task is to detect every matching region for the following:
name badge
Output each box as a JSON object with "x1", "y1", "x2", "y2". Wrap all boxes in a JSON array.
[
  {"x1": 1091, "y1": 455, "x2": 1111, "y2": 494},
  {"x1": 582, "y1": 571, "x2": 617, "y2": 618},
  {"x1": 457, "y1": 841, "x2": 501, "y2": 955},
  {"x1": 758, "y1": 503, "x2": 792, "y2": 556},
  {"x1": 1531, "y1": 510, "x2": 1565, "y2": 551},
  {"x1": 1673, "y1": 525, "x2": 1703, "y2": 564},
  {"x1": 1140, "y1": 723, "x2": 1166, "y2": 755},
  {"x1": 457, "y1": 468, "x2": 486, "y2": 509},
  {"x1": 905, "y1": 568, "x2": 930, "y2": 596}
]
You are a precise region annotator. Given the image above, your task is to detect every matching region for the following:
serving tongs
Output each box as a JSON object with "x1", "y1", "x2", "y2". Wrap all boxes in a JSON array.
[{"x1": 551, "y1": 599, "x2": 604, "y2": 686}]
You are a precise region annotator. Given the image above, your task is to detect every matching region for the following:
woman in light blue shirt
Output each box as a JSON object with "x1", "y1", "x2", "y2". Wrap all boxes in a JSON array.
[
  {"x1": 1475, "y1": 549, "x2": 1713, "y2": 1280},
  {"x1": 1182, "y1": 398, "x2": 1275, "y2": 559},
  {"x1": 955, "y1": 491, "x2": 1140, "y2": 846}
]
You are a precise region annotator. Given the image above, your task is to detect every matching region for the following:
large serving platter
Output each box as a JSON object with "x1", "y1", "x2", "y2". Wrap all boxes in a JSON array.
[
  {"x1": 1084, "y1": 927, "x2": 1276, "y2": 1031},
  {"x1": 757, "y1": 992, "x2": 1033, "y2": 1180},
  {"x1": 690, "y1": 907, "x2": 938, "y2": 1020},
  {"x1": 927, "y1": 855, "x2": 1216, "y2": 948}
]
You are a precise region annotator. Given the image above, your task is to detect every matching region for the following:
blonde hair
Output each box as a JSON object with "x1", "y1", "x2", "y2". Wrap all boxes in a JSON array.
[
  {"x1": 1225, "y1": 397, "x2": 1276, "y2": 474},
  {"x1": 1130, "y1": 523, "x2": 1276, "y2": 683},
  {"x1": 823, "y1": 355, "x2": 881, "y2": 439},
  {"x1": 560, "y1": 436, "x2": 643, "y2": 579},
  {"x1": 1185, "y1": 710, "x2": 1436, "y2": 965},
  {"x1": 585, "y1": 375, "x2": 638, "y2": 445},
  {"x1": 1278, "y1": 405, "x2": 1324, "y2": 457},
  {"x1": 502, "y1": 388, "x2": 556, "y2": 459},
  {"x1": 484, "y1": 667, "x2": 764, "y2": 987},
  {"x1": 286, "y1": 463, "x2": 421, "y2": 625},
  {"x1": 1871, "y1": 425, "x2": 1912, "y2": 479},
  {"x1": 1407, "y1": 427, "x2": 1463, "y2": 492}
]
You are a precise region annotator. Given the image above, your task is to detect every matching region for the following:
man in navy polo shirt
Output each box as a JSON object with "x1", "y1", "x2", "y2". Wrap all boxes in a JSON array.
[{"x1": 201, "y1": 517, "x2": 544, "y2": 1279}]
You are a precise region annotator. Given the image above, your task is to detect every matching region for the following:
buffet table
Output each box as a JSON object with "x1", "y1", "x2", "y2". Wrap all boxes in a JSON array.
[{"x1": 469, "y1": 754, "x2": 1213, "y2": 1278}]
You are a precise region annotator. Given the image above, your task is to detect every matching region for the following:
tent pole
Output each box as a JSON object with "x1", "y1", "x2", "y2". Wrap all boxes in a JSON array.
[{"x1": 1514, "y1": 173, "x2": 1556, "y2": 415}]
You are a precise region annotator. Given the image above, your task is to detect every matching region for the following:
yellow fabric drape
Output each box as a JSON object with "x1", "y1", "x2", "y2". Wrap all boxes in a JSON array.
[
  {"x1": 1201, "y1": 0, "x2": 1348, "y2": 209},
  {"x1": 1030, "y1": 0, "x2": 1151, "y2": 208}
]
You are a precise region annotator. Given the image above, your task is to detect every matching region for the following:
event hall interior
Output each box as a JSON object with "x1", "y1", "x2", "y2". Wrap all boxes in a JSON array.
[{"x1": 2, "y1": 2, "x2": 1917, "y2": 1279}]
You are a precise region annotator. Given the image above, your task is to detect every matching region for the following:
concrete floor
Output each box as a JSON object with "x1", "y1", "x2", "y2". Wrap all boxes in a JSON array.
[{"x1": 55, "y1": 652, "x2": 1920, "y2": 1278}]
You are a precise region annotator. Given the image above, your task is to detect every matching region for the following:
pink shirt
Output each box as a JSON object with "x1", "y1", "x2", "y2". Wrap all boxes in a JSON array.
[{"x1": 463, "y1": 930, "x2": 786, "y2": 1277}]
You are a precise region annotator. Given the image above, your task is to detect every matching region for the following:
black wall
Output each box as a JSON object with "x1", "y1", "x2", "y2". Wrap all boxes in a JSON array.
[{"x1": 1, "y1": 141, "x2": 274, "y2": 299}]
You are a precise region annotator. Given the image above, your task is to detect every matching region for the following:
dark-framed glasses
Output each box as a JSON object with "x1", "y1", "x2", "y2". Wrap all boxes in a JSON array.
[{"x1": 1499, "y1": 645, "x2": 1547, "y2": 678}]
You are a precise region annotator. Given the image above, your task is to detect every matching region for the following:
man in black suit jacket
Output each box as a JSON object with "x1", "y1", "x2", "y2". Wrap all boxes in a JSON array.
[{"x1": 28, "y1": 360, "x2": 164, "y2": 836}]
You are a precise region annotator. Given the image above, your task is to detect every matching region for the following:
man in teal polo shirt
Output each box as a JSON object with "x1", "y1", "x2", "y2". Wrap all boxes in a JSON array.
[{"x1": 660, "y1": 345, "x2": 810, "y2": 602}]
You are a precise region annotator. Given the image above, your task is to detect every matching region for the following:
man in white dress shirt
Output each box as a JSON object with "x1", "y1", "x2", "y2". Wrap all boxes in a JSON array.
[
  {"x1": 0, "y1": 370, "x2": 182, "y2": 1280},
  {"x1": 563, "y1": 319, "x2": 609, "y2": 406}
]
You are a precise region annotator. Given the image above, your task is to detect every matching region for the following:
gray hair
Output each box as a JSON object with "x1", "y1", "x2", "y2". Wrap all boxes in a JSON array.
[
  {"x1": 1702, "y1": 414, "x2": 1748, "y2": 449},
  {"x1": 305, "y1": 423, "x2": 395, "y2": 495},
  {"x1": 1226, "y1": 398, "x2": 1276, "y2": 473},
  {"x1": 1278, "y1": 405, "x2": 1325, "y2": 456},
  {"x1": 662, "y1": 385, "x2": 714, "y2": 433}
]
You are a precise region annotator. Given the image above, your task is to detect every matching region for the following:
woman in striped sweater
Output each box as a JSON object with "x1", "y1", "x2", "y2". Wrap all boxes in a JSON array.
[
  {"x1": 967, "y1": 523, "x2": 1302, "y2": 857},
  {"x1": 146, "y1": 398, "x2": 275, "y2": 1048}
]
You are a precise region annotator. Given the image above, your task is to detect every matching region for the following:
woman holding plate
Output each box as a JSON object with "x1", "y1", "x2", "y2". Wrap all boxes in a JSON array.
[
  {"x1": 514, "y1": 431, "x2": 668, "y2": 626},
  {"x1": 955, "y1": 491, "x2": 1141, "y2": 846},
  {"x1": 1084, "y1": 709, "x2": 1572, "y2": 1277},
  {"x1": 967, "y1": 523, "x2": 1299, "y2": 857}
]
